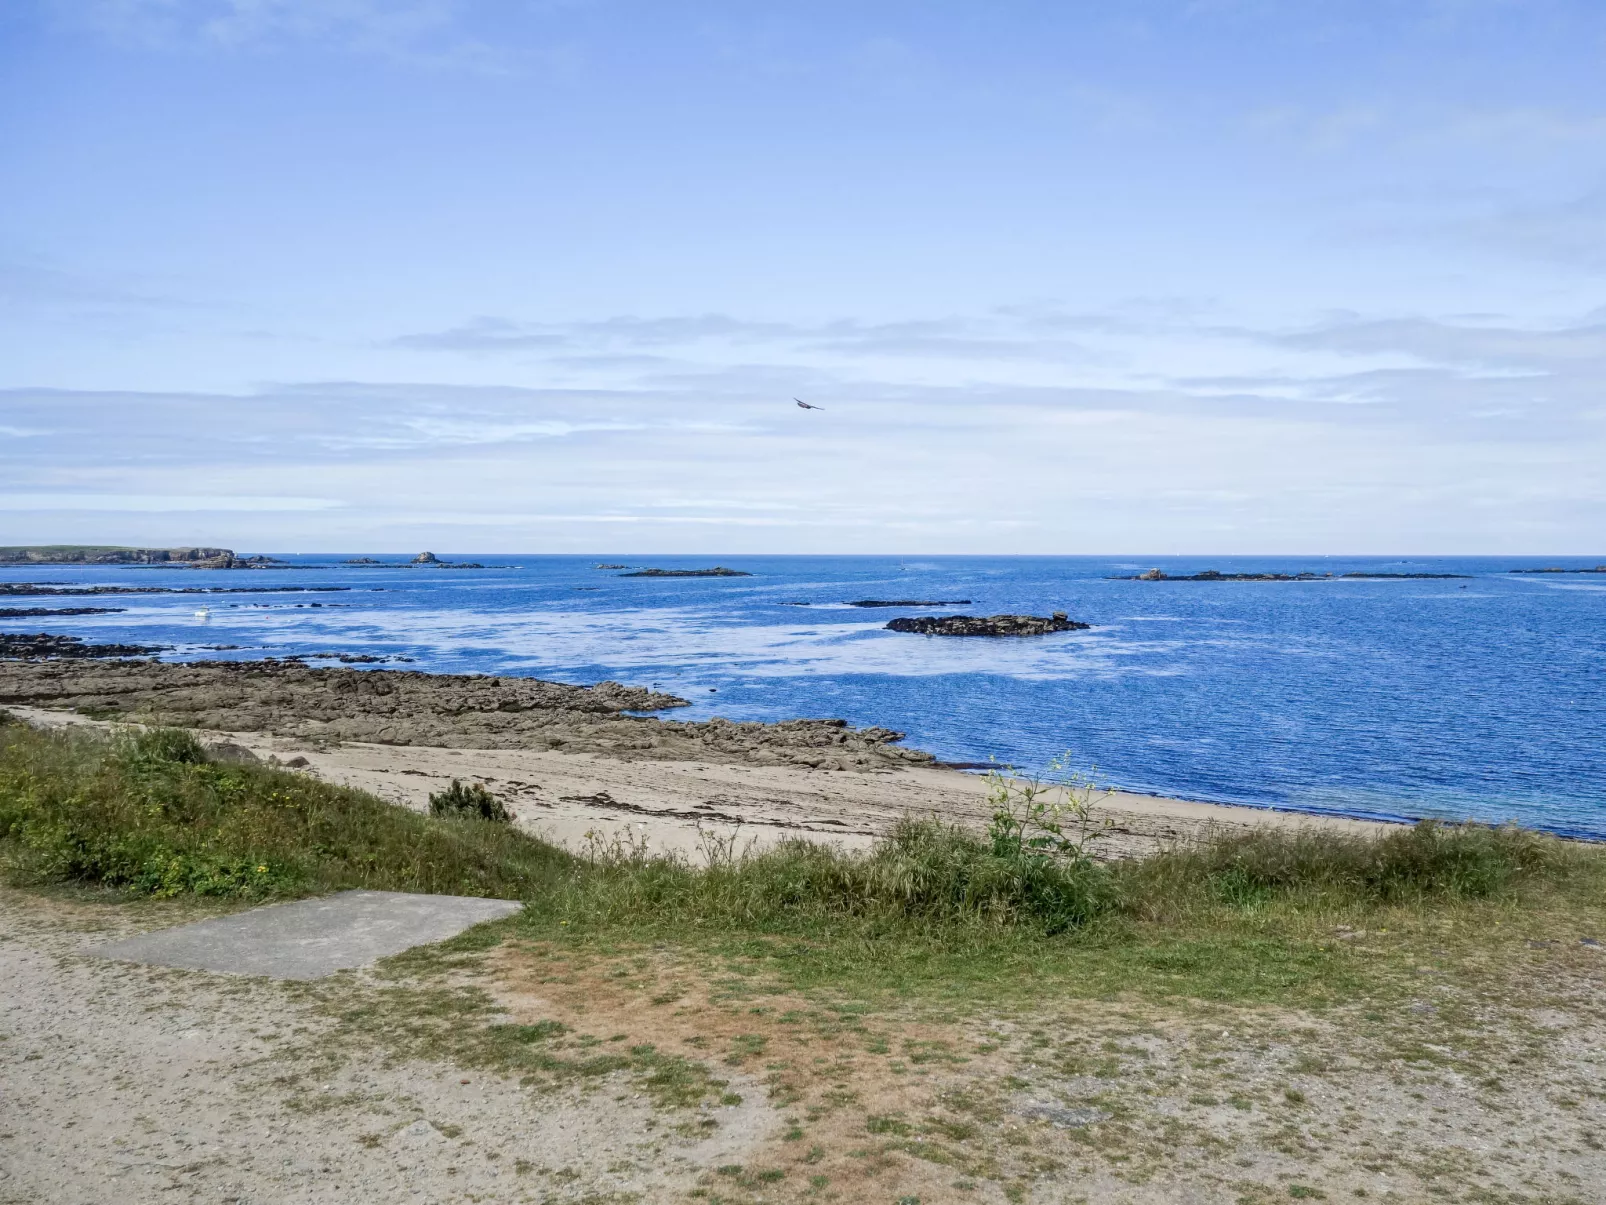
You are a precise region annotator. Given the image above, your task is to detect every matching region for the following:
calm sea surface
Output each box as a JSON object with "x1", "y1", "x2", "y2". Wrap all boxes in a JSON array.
[{"x1": 4, "y1": 555, "x2": 1602, "y2": 838}]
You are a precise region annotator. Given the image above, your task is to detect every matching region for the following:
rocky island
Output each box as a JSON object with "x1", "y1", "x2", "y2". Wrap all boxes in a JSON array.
[
  {"x1": 885, "y1": 612, "x2": 1089, "y2": 636},
  {"x1": 620, "y1": 567, "x2": 752, "y2": 577}
]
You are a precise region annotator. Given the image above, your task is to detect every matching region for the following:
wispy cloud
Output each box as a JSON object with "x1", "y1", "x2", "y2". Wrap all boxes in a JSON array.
[
  {"x1": 388, "y1": 311, "x2": 1097, "y2": 367},
  {"x1": 1265, "y1": 315, "x2": 1606, "y2": 368}
]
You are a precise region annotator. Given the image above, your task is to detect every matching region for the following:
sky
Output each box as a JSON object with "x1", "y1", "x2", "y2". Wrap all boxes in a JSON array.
[{"x1": 2, "y1": 0, "x2": 1604, "y2": 554}]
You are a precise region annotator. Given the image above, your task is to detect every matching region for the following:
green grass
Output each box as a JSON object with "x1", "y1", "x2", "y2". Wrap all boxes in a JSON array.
[
  {"x1": 2, "y1": 719, "x2": 1599, "y2": 1010},
  {"x1": 0, "y1": 721, "x2": 568, "y2": 900}
]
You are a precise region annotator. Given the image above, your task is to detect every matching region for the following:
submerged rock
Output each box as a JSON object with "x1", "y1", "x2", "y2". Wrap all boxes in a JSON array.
[
  {"x1": 847, "y1": 599, "x2": 971, "y2": 607},
  {"x1": 885, "y1": 613, "x2": 1089, "y2": 637}
]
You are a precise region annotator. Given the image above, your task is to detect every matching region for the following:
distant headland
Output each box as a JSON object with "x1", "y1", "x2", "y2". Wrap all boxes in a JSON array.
[
  {"x1": 0, "y1": 545, "x2": 282, "y2": 569},
  {"x1": 1111, "y1": 568, "x2": 1470, "y2": 582}
]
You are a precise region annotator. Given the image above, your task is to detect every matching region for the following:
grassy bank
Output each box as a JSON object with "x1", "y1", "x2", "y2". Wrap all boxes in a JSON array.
[
  {"x1": 0, "y1": 715, "x2": 569, "y2": 900},
  {"x1": 2, "y1": 715, "x2": 1596, "y2": 1008}
]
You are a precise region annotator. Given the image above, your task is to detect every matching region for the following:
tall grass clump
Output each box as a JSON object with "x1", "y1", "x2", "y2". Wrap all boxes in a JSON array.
[
  {"x1": 0, "y1": 722, "x2": 569, "y2": 900},
  {"x1": 537, "y1": 766, "x2": 1122, "y2": 934}
]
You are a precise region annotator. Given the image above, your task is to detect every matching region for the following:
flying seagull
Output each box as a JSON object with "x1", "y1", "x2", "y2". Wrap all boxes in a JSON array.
[{"x1": 795, "y1": 397, "x2": 823, "y2": 410}]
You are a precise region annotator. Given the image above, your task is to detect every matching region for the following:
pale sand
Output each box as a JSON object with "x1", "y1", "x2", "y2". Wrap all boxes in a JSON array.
[{"x1": 10, "y1": 704, "x2": 1396, "y2": 859}]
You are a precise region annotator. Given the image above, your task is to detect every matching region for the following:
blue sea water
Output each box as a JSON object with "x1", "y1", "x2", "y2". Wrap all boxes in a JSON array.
[{"x1": 4, "y1": 554, "x2": 1603, "y2": 838}]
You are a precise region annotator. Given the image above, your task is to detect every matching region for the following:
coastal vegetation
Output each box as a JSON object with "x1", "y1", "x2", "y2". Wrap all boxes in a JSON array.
[
  {"x1": 0, "y1": 719, "x2": 562, "y2": 899},
  {"x1": 0, "y1": 717, "x2": 1590, "y2": 1002}
]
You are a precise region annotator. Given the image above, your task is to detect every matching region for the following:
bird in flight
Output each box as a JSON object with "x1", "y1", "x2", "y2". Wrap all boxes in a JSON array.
[{"x1": 795, "y1": 397, "x2": 823, "y2": 410}]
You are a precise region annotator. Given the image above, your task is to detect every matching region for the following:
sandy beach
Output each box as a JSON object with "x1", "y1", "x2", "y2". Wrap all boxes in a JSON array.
[{"x1": 1, "y1": 656, "x2": 1394, "y2": 859}]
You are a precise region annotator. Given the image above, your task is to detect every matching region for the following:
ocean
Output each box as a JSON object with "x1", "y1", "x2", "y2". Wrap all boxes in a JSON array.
[{"x1": 4, "y1": 554, "x2": 1602, "y2": 838}]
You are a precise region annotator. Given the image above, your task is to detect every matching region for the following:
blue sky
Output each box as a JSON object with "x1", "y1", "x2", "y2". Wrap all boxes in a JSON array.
[{"x1": 2, "y1": 0, "x2": 1603, "y2": 553}]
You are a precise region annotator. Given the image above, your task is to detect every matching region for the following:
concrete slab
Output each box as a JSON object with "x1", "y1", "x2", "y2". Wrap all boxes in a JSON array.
[{"x1": 91, "y1": 890, "x2": 523, "y2": 980}]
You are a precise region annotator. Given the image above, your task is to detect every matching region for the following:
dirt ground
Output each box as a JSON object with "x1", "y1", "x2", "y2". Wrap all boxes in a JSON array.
[
  {"x1": 0, "y1": 888, "x2": 775, "y2": 1205},
  {"x1": 5, "y1": 885, "x2": 1604, "y2": 1205}
]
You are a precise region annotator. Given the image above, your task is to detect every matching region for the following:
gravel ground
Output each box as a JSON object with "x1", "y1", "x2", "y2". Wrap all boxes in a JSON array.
[{"x1": 0, "y1": 888, "x2": 774, "y2": 1205}]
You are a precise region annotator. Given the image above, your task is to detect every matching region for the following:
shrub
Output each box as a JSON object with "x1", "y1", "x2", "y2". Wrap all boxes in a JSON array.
[{"x1": 429, "y1": 779, "x2": 512, "y2": 823}]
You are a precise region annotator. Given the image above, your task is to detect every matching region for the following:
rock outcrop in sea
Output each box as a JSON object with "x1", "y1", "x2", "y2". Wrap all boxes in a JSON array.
[
  {"x1": 621, "y1": 567, "x2": 753, "y2": 577},
  {"x1": 0, "y1": 633, "x2": 167, "y2": 659},
  {"x1": 885, "y1": 612, "x2": 1089, "y2": 636}
]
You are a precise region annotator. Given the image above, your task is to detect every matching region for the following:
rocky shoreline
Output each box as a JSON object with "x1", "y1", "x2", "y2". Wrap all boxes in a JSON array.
[
  {"x1": 885, "y1": 612, "x2": 1089, "y2": 636},
  {"x1": 0, "y1": 659, "x2": 936, "y2": 771}
]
